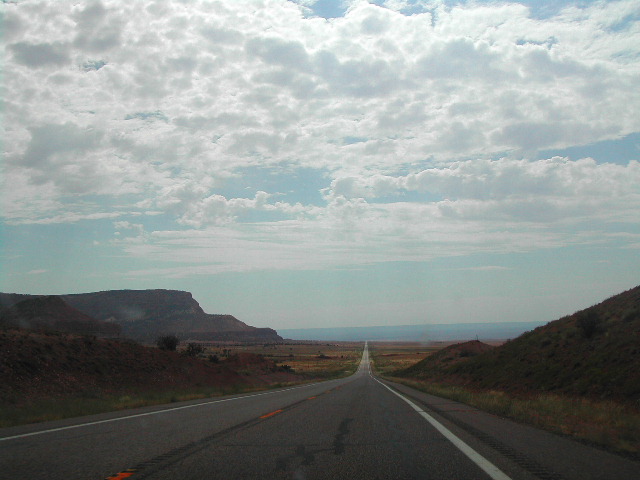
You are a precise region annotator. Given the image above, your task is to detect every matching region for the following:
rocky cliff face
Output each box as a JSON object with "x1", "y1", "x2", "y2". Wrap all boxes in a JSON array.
[
  {"x1": 62, "y1": 290, "x2": 205, "y2": 323},
  {"x1": 62, "y1": 290, "x2": 282, "y2": 342},
  {"x1": 0, "y1": 290, "x2": 282, "y2": 343}
]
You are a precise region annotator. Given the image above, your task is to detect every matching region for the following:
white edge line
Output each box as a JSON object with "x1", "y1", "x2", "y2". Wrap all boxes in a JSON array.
[
  {"x1": 371, "y1": 375, "x2": 513, "y2": 480},
  {"x1": 3, "y1": 342, "x2": 370, "y2": 442},
  {"x1": 0, "y1": 381, "x2": 324, "y2": 442}
]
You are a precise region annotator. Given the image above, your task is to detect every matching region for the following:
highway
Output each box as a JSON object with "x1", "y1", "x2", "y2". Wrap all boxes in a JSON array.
[{"x1": 1, "y1": 342, "x2": 638, "y2": 479}]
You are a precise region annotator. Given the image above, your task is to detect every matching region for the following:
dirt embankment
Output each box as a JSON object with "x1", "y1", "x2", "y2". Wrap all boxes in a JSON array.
[{"x1": 0, "y1": 329, "x2": 298, "y2": 404}]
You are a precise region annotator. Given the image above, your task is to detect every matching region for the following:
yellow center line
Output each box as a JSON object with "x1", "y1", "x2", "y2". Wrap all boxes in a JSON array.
[
  {"x1": 105, "y1": 469, "x2": 137, "y2": 479},
  {"x1": 259, "y1": 409, "x2": 283, "y2": 419}
]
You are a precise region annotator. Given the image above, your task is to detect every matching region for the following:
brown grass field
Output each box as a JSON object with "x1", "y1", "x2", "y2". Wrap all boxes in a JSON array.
[
  {"x1": 367, "y1": 340, "x2": 506, "y2": 375},
  {"x1": 201, "y1": 341, "x2": 364, "y2": 379},
  {"x1": 367, "y1": 341, "x2": 445, "y2": 375}
]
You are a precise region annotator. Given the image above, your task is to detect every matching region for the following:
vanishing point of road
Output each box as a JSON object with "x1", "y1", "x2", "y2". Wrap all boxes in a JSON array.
[{"x1": 1, "y1": 343, "x2": 638, "y2": 479}]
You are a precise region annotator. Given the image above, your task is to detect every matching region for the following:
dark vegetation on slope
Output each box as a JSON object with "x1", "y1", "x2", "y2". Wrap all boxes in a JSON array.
[
  {"x1": 0, "y1": 296, "x2": 121, "y2": 337},
  {"x1": 0, "y1": 292, "x2": 288, "y2": 415},
  {"x1": 401, "y1": 340, "x2": 493, "y2": 376},
  {"x1": 0, "y1": 328, "x2": 296, "y2": 405},
  {"x1": 398, "y1": 285, "x2": 640, "y2": 404}
]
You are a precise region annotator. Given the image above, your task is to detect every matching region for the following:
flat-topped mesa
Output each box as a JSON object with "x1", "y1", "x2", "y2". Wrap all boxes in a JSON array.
[
  {"x1": 0, "y1": 289, "x2": 282, "y2": 343},
  {"x1": 62, "y1": 289, "x2": 206, "y2": 323},
  {"x1": 62, "y1": 289, "x2": 282, "y2": 342}
]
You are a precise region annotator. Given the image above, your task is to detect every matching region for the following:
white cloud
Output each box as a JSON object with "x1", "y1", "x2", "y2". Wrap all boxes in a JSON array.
[
  {"x1": 114, "y1": 220, "x2": 144, "y2": 235},
  {"x1": 27, "y1": 269, "x2": 48, "y2": 275},
  {"x1": 2, "y1": 0, "x2": 639, "y2": 275},
  {"x1": 117, "y1": 203, "x2": 584, "y2": 278},
  {"x1": 179, "y1": 191, "x2": 271, "y2": 227},
  {"x1": 454, "y1": 266, "x2": 511, "y2": 272},
  {"x1": 328, "y1": 156, "x2": 640, "y2": 199},
  {"x1": 72, "y1": 0, "x2": 124, "y2": 53},
  {"x1": 9, "y1": 41, "x2": 71, "y2": 67},
  {"x1": 20, "y1": 123, "x2": 103, "y2": 168}
]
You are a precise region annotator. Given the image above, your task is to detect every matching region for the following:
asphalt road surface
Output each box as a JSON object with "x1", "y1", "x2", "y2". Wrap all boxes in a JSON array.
[{"x1": 1, "y1": 343, "x2": 638, "y2": 479}]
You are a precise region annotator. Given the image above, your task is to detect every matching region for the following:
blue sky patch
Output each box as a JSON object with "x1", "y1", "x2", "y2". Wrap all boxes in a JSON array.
[
  {"x1": 220, "y1": 166, "x2": 330, "y2": 206},
  {"x1": 539, "y1": 132, "x2": 640, "y2": 165},
  {"x1": 82, "y1": 60, "x2": 107, "y2": 71},
  {"x1": 124, "y1": 111, "x2": 169, "y2": 122}
]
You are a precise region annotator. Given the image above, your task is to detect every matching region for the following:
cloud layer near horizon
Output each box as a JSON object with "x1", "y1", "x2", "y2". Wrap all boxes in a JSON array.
[{"x1": 2, "y1": 0, "x2": 640, "y2": 276}]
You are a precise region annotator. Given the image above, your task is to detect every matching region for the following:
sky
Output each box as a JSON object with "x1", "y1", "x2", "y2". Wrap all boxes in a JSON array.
[{"x1": 1, "y1": 0, "x2": 639, "y2": 330}]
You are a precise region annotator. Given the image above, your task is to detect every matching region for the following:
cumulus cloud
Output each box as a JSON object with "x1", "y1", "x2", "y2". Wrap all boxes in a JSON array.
[
  {"x1": 9, "y1": 41, "x2": 71, "y2": 67},
  {"x1": 325, "y1": 157, "x2": 640, "y2": 224},
  {"x1": 72, "y1": 0, "x2": 124, "y2": 53},
  {"x1": 20, "y1": 123, "x2": 103, "y2": 168},
  {"x1": 2, "y1": 0, "x2": 639, "y2": 273},
  {"x1": 328, "y1": 157, "x2": 640, "y2": 199},
  {"x1": 180, "y1": 191, "x2": 272, "y2": 227}
]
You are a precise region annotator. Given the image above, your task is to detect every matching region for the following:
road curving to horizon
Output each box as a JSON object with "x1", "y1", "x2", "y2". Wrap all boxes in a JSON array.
[{"x1": 1, "y1": 342, "x2": 638, "y2": 479}]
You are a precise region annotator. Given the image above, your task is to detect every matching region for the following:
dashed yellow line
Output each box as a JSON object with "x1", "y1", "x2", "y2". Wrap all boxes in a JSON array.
[
  {"x1": 101, "y1": 387, "x2": 335, "y2": 478},
  {"x1": 105, "y1": 469, "x2": 137, "y2": 479},
  {"x1": 259, "y1": 409, "x2": 283, "y2": 419}
]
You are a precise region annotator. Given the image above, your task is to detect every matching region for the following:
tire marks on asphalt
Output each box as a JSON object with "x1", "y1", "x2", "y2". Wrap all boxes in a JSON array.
[{"x1": 100, "y1": 385, "x2": 342, "y2": 479}]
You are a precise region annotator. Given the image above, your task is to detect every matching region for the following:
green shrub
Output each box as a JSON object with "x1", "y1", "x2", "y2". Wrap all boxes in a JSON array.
[
  {"x1": 156, "y1": 335, "x2": 179, "y2": 351},
  {"x1": 577, "y1": 311, "x2": 602, "y2": 339}
]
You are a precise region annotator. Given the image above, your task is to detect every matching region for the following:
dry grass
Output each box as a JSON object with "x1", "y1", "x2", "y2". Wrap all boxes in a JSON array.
[
  {"x1": 0, "y1": 342, "x2": 363, "y2": 428},
  {"x1": 368, "y1": 342, "x2": 440, "y2": 375},
  {"x1": 0, "y1": 382, "x2": 306, "y2": 429},
  {"x1": 208, "y1": 342, "x2": 363, "y2": 379},
  {"x1": 369, "y1": 345, "x2": 640, "y2": 455},
  {"x1": 0, "y1": 388, "x2": 219, "y2": 427},
  {"x1": 387, "y1": 378, "x2": 640, "y2": 454}
]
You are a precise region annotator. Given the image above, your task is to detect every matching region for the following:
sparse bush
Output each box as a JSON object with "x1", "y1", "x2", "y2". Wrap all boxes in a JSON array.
[
  {"x1": 156, "y1": 335, "x2": 179, "y2": 351},
  {"x1": 208, "y1": 354, "x2": 219, "y2": 363},
  {"x1": 183, "y1": 342, "x2": 205, "y2": 357},
  {"x1": 577, "y1": 311, "x2": 602, "y2": 339}
]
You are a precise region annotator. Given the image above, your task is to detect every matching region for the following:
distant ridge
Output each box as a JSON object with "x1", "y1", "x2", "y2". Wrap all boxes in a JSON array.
[
  {"x1": 0, "y1": 290, "x2": 281, "y2": 343},
  {"x1": 279, "y1": 321, "x2": 546, "y2": 342}
]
